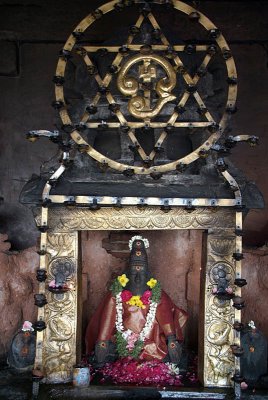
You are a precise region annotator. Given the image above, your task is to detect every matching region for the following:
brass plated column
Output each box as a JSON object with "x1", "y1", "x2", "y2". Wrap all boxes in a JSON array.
[
  {"x1": 200, "y1": 229, "x2": 236, "y2": 387},
  {"x1": 43, "y1": 231, "x2": 79, "y2": 383}
]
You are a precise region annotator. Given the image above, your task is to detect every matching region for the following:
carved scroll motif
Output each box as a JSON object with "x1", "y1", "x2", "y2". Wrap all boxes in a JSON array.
[
  {"x1": 43, "y1": 232, "x2": 78, "y2": 383},
  {"x1": 203, "y1": 233, "x2": 236, "y2": 386},
  {"x1": 46, "y1": 207, "x2": 235, "y2": 232}
]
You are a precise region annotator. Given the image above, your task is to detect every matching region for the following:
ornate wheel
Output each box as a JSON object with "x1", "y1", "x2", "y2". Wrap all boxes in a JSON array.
[{"x1": 54, "y1": 0, "x2": 237, "y2": 175}]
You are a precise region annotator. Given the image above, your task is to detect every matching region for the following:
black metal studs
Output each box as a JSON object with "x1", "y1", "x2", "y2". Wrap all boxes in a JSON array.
[
  {"x1": 52, "y1": 75, "x2": 65, "y2": 86},
  {"x1": 36, "y1": 269, "x2": 47, "y2": 282},
  {"x1": 109, "y1": 103, "x2": 120, "y2": 113},
  {"x1": 161, "y1": 199, "x2": 171, "y2": 212},
  {"x1": 34, "y1": 294, "x2": 47, "y2": 308},
  {"x1": 207, "y1": 44, "x2": 217, "y2": 55},
  {"x1": 222, "y1": 47, "x2": 232, "y2": 60},
  {"x1": 129, "y1": 25, "x2": 140, "y2": 35},
  {"x1": 109, "y1": 64, "x2": 118, "y2": 74},
  {"x1": 86, "y1": 105, "x2": 97, "y2": 115},
  {"x1": 59, "y1": 49, "x2": 72, "y2": 60},
  {"x1": 33, "y1": 321, "x2": 47, "y2": 332},
  {"x1": 226, "y1": 105, "x2": 238, "y2": 114},
  {"x1": 233, "y1": 252, "x2": 244, "y2": 261},
  {"x1": 184, "y1": 44, "x2": 196, "y2": 54},
  {"x1": 227, "y1": 76, "x2": 238, "y2": 86},
  {"x1": 51, "y1": 100, "x2": 64, "y2": 110},
  {"x1": 89, "y1": 198, "x2": 101, "y2": 211},
  {"x1": 120, "y1": 124, "x2": 130, "y2": 134},
  {"x1": 78, "y1": 144, "x2": 90, "y2": 153},
  {"x1": 72, "y1": 30, "x2": 84, "y2": 40},
  {"x1": 176, "y1": 162, "x2": 187, "y2": 172},
  {"x1": 123, "y1": 168, "x2": 135, "y2": 177},
  {"x1": 209, "y1": 28, "x2": 221, "y2": 40},
  {"x1": 93, "y1": 9, "x2": 103, "y2": 19},
  {"x1": 232, "y1": 296, "x2": 245, "y2": 310},
  {"x1": 216, "y1": 158, "x2": 228, "y2": 172},
  {"x1": 38, "y1": 225, "x2": 49, "y2": 233},
  {"x1": 234, "y1": 278, "x2": 247, "y2": 287},
  {"x1": 42, "y1": 198, "x2": 52, "y2": 208},
  {"x1": 150, "y1": 172, "x2": 163, "y2": 180},
  {"x1": 208, "y1": 123, "x2": 220, "y2": 133},
  {"x1": 189, "y1": 11, "x2": 200, "y2": 22}
]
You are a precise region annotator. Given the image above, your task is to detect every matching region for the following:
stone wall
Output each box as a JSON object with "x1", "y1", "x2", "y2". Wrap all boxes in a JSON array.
[{"x1": 0, "y1": 234, "x2": 38, "y2": 364}]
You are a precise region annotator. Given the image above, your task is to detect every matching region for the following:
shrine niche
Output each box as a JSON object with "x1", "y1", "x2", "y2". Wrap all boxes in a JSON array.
[{"x1": 19, "y1": 0, "x2": 263, "y2": 397}]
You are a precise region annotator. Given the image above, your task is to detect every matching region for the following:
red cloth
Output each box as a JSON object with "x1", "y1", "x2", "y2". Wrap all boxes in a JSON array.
[{"x1": 85, "y1": 290, "x2": 187, "y2": 361}]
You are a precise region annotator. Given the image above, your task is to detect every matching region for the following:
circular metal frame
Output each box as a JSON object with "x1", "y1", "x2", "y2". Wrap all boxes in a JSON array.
[{"x1": 55, "y1": 0, "x2": 237, "y2": 174}]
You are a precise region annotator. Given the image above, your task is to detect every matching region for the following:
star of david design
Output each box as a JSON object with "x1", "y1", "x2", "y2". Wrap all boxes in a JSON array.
[{"x1": 54, "y1": 0, "x2": 237, "y2": 174}]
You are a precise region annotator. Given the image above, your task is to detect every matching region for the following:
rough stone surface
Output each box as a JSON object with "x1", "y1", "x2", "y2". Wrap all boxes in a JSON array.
[
  {"x1": 0, "y1": 234, "x2": 38, "y2": 363},
  {"x1": 242, "y1": 248, "x2": 268, "y2": 339}
]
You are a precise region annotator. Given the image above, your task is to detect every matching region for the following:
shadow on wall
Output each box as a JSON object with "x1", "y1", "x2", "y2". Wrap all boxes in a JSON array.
[{"x1": 0, "y1": 201, "x2": 39, "y2": 251}]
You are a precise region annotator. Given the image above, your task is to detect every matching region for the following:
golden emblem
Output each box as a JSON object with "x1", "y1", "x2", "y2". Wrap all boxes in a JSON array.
[{"x1": 117, "y1": 53, "x2": 176, "y2": 120}]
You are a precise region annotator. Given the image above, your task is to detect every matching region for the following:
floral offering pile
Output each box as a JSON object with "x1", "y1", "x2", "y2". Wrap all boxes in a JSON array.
[{"x1": 100, "y1": 357, "x2": 183, "y2": 386}]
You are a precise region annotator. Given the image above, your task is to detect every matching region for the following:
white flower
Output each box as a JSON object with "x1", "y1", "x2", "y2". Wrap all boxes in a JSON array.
[
  {"x1": 128, "y1": 235, "x2": 149, "y2": 250},
  {"x1": 166, "y1": 363, "x2": 180, "y2": 375},
  {"x1": 248, "y1": 320, "x2": 256, "y2": 329},
  {"x1": 122, "y1": 329, "x2": 133, "y2": 340}
]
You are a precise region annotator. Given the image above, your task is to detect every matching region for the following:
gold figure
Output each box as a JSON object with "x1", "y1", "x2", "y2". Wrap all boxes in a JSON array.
[{"x1": 117, "y1": 53, "x2": 176, "y2": 120}]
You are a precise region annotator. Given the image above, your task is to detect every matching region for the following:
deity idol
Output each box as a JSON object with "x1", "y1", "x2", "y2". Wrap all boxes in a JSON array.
[{"x1": 85, "y1": 236, "x2": 188, "y2": 366}]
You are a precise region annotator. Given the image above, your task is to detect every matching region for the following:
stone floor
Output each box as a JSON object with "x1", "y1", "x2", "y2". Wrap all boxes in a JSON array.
[{"x1": 1, "y1": 367, "x2": 268, "y2": 400}]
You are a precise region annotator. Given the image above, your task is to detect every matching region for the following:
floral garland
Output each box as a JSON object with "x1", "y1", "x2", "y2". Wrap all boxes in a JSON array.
[
  {"x1": 128, "y1": 235, "x2": 149, "y2": 250},
  {"x1": 111, "y1": 274, "x2": 161, "y2": 359}
]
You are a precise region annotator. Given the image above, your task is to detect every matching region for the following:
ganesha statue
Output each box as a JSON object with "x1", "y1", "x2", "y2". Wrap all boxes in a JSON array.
[{"x1": 85, "y1": 236, "x2": 188, "y2": 367}]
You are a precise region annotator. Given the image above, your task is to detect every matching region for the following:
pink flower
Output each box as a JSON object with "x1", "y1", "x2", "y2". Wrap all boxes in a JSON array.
[
  {"x1": 225, "y1": 287, "x2": 233, "y2": 294},
  {"x1": 141, "y1": 290, "x2": 151, "y2": 305},
  {"x1": 121, "y1": 290, "x2": 133, "y2": 302},
  {"x1": 241, "y1": 381, "x2": 248, "y2": 390},
  {"x1": 100, "y1": 358, "x2": 183, "y2": 386},
  {"x1": 22, "y1": 321, "x2": 34, "y2": 332},
  {"x1": 126, "y1": 332, "x2": 139, "y2": 350}
]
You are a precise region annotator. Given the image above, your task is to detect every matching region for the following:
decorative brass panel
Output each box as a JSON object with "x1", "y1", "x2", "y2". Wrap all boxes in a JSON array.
[
  {"x1": 43, "y1": 232, "x2": 78, "y2": 383},
  {"x1": 46, "y1": 206, "x2": 235, "y2": 233},
  {"x1": 202, "y1": 232, "x2": 236, "y2": 387}
]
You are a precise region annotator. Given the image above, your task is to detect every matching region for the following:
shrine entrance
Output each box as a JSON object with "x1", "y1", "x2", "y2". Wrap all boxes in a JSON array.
[{"x1": 33, "y1": 205, "x2": 240, "y2": 389}]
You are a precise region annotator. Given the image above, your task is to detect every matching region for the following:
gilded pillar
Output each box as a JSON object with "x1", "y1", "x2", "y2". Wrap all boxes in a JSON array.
[
  {"x1": 42, "y1": 231, "x2": 79, "y2": 383},
  {"x1": 201, "y1": 230, "x2": 236, "y2": 386}
]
